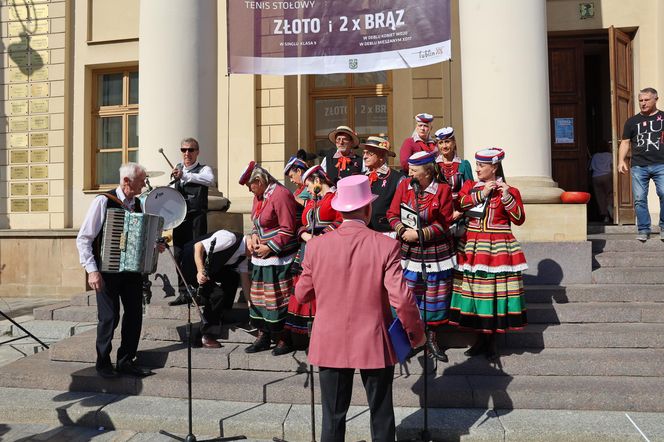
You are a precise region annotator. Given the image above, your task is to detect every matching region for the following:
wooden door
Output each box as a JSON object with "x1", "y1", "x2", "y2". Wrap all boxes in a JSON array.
[
  {"x1": 609, "y1": 26, "x2": 635, "y2": 224},
  {"x1": 548, "y1": 38, "x2": 588, "y2": 192}
]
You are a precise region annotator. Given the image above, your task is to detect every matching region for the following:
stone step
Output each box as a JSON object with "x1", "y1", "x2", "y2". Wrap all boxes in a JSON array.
[
  {"x1": 524, "y1": 284, "x2": 664, "y2": 303},
  {"x1": 9, "y1": 320, "x2": 93, "y2": 341},
  {"x1": 592, "y1": 267, "x2": 664, "y2": 284},
  {"x1": 590, "y1": 235, "x2": 664, "y2": 252},
  {"x1": 527, "y1": 302, "x2": 664, "y2": 324},
  {"x1": 587, "y1": 224, "x2": 660, "y2": 235},
  {"x1": 593, "y1": 251, "x2": 664, "y2": 268},
  {"x1": 3, "y1": 352, "x2": 664, "y2": 411},
  {"x1": 48, "y1": 334, "x2": 664, "y2": 378},
  {"x1": 140, "y1": 318, "x2": 256, "y2": 343}
]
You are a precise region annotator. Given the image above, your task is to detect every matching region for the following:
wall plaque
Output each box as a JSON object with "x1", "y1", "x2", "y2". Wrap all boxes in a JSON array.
[
  {"x1": 31, "y1": 198, "x2": 49, "y2": 212},
  {"x1": 30, "y1": 149, "x2": 49, "y2": 163},
  {"x1": 9, "y1": 117, "x2": 29, "y2": 132},
  {"x1": 9, "y1": 51, "x2": 29, "y2": 66},
  {"x1": 30, "y1": 165, "x2": 49, "y2": 179},
  {"x1": 9, "y1": 7, "x2": 28, "y2": 21},
  {"x1": 30, "y1": 99, "x2": 49, "y2": 113},
  {"x1": 9, "y1": 84, "x2": 29, "y2": 98},
  {"x1": 7, "y1": 22, "x2": 24, "y2": 37},
  {"x1": 34, "y1": 21, "x2": 49, "y2": 35},
  {"x1": 10, "y1": 166, "x2": 29, "y2": 180},
  {"x1": 10, "y1": 101, "x2": 29, "y2": 115},
  {"x1": 10, "y1": 150, "x2": 29, "y2": 164},
  {"x1": 30, "y1": 51, "x2": 49, "y2": 65},
  {"x1": 30, "y1": 36, "x2": 49, "y2": 50},
  {"x1": 10, "y1": 133, "x2": 29, "y2": 147},
  {"x1": 10, "y1": 199, "x2": 29, "y2": 213},
  {"x1": 30, "y1": 115, "x2": 50, "y2": 130},
  {"x1": 30, "y1": 67, "x2": 49, "y2": 81},
  {"x1": 34, "y1": 4, "x2": 49, "y2": 18},
  {"x1": 9, "y1": 68, "x2": 28, "y2": 83},
  {"x1": 31, "y1": 182, "x2": 49, "y2": 196},
  {"x1": 10, "y1": 183, "x2": 29, "y2": 196},
  {"x1": 8, "y1": 37, "x2": 29, "y2": 51},
  {"x1": 30, "y1": 132, "x2": 49, "y2": 147},
  {"x1": 30, "y1": 83, "x2": 49, "y2": 97}
]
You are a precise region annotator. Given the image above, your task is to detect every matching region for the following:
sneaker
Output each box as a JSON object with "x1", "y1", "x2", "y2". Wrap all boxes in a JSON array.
[{"x1": 636, "y1": 232, "x2": 650, "y2": 242}]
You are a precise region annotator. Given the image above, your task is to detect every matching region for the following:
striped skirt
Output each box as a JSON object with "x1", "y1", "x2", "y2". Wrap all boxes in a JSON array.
[
  {"x1": 403, "y1": 268, "x2": 453, "y2": 326},
  {"x1": 448, "y1": 269, "x2": 527, "y2": 333},
  {"x1": 249, "y1": 262, "x2": 294, "y2": 332},
  {"x1": 284, "y1": 275, "x2": 316, "y2": 335}
]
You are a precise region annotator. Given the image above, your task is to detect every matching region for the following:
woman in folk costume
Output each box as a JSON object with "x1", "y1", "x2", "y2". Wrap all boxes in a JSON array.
[
  {"x1": 284, "y1": 155, "x2": 312, "y2": 214},
  {"x1": 386, "y1": 151, "x2": 456, "y2": 362},
  {"x1": 239, "y1": 161, "x2": 299, "y2": 354},
  {"x1": 399, "y1": 113, "x2": 437, "y2": 174},
  {"x1": 448, "y1": 148, "x2": 528, "y2": 360},
  {"x1": 321, "y1": 125, "x2": 364, "y2": 184},
  {"x1": 278, "y1": 166, "x2": 342, "y2": 355}
]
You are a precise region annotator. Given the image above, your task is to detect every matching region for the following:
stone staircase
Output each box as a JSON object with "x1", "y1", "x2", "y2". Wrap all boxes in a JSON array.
[{"x1": 1, "y1": 226, "x2": 664, "y2": 412}]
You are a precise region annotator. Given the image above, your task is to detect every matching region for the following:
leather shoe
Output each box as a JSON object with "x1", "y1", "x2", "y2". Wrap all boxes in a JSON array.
[
  {"x1": 245, "y1": 331, "x2": 271, "y2": 353},
  {"x1": 96, "y1": 366, "x2": 119, "y2": 379},
  {"x1": 426, "y1": 329, "x2": 448, "y2": 363},
  {"x1": 168, "y1": 295, "x2": 188, "y2": 306},
  {"x1": 201, "y1": 334, "x2": 221, "y2": 348},
  {"x1": 117, "y1": 361, "x2": 153, "y2": 377},
  {"x1": 271, "y1": 339, "x2": 292, "y2": 356}
]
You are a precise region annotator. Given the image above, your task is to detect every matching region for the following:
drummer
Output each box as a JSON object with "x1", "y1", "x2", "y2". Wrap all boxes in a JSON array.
[{"x1": 169, "y1": 137, "x2": 217, "y2": 306}]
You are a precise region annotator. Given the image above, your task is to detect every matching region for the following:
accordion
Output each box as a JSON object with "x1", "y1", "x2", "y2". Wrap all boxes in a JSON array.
[{"x1": 99, "y1": 208, "x2": 164, "y2": 273}]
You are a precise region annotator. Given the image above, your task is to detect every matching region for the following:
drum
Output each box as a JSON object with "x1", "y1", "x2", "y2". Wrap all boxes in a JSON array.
[{"x1": 141, "y1": 186, "x2": 187, "y2": 230}]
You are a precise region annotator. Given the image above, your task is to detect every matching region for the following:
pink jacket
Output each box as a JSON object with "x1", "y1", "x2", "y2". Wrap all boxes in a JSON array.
[{"x1": 295, "y1": 220, "x2": 425, "y2": 369}]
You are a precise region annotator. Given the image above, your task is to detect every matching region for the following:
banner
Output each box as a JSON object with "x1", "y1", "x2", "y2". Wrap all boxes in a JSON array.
[{"x1": 227, "y1": 0, "x2": 451, "y2": 75}]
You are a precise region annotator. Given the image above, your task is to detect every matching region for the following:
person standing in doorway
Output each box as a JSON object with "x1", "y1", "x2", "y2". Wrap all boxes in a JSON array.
[{"x1": 618, "y1": 87, "x2": 664, "y2": 241}]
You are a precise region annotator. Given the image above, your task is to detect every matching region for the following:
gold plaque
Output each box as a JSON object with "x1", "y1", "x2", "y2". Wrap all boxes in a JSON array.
[
  {"x1": 10, "y1": 183, "x2": 29, "y2": 196},
  {"x1": 10, "y1": 101, "x2": 29, "y2": 116},
  {"x1": 9, "y1": 117, "x2": 29, "y2": 132},
  {"x1": 8, "y1": 7, "x2": 28, "y2": 21},
  {"x1": 9, "y1": 68, "x2": 28, "y2": 83},
  {"x1": 10, "y1": 199, "x2": 29, "y2": 213},
  {"x1": 30, "y1": 165, "x2": 49, "y2": 179},
  {"x1": 30, "y1": 115, "x2": 50, "y2": 130},
  {"x1": 8, "y1": 37, "x2": 29, "y2": 52},
  {"x1": 9, "y1": 84, "x2": 29, "y2": 98},
  {"x1": 31, "y1": 198, "x2": 49, "y2": 212},
  {"x1": 30, "y1": 132, "x2": 49, "y2": 147},
  {"x1": 30, "y1": 36, "x2": 49, "y2": 50},
  {"x1": 30, "y1": 83, "x2": 49, "y2": 97},
  {"x1": 10, "y1": 133, "x2": 29, "y2": 147},
  {"x1": 30, "y1": 149, "x2": 49, "y2": 163},
  {"x1": 10, "y1": 150, "x2": 29, "y2": 164},
  {"x1": 33, "y1": 21, "x2": 49, "y2": 35},
  {"x1": 8, "y1": 22, "x2": 24, "y2": 37},
  {"x1": 31, "y1": 182, "x2": 49, "y2": 196},
  {"x1": 30, "y1": 50, "x2": 49, "y2": 65},
  {"x1": 30, "y1": 67, "x2": 49, "y2": 81},
  {"x1": 30, "y1": 99, "x2": 49, "y2": 113},
  {"x1": 9, "y1": 51, "x2": 29, "y2": 66},
  {"x1": 34, "y1": 4, "x2": 49, "y2": 18},
  {"x1": 10, "y1": 166, "x2": 29, "y2": 180}
]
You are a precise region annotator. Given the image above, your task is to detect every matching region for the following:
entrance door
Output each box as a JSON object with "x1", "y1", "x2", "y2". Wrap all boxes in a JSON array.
[
  {"x1": 609, "y1": 26, "x2": 635, "y2": 224},
  {"x1": 548, "y1": 39, "x2": 588, "y2": 192}
]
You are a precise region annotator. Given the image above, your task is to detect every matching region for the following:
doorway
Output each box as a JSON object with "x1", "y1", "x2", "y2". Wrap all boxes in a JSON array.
[{"x1": 548, "y1": 28, "x2": 635, "y2": 224}]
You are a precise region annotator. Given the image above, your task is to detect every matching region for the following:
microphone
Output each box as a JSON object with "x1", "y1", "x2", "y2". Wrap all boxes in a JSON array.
[
  {"x1": 410, "y1": 177, "x2": 422, "y2": 194},
  {"x1": 313, "y1": 184, "x2": 322, "y2": 195}
]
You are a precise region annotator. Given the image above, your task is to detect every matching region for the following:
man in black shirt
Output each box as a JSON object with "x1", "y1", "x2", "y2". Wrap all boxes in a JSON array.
[
  {"x1": 618, "y1": 87, "x2": 664, "y2": 241},
  {"x1": 361, "y1": 136, "x2": 402, "y2": 233}
]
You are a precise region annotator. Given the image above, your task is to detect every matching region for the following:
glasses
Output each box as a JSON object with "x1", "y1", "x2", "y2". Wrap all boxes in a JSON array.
[{"x1": 181, "y1": 148, "x2": 198, "y2": 153}]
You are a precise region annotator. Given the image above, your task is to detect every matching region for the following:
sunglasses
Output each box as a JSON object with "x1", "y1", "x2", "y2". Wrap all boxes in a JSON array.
[{"x1": 180, "y1": 148, "x2": 198, "y2": 153}]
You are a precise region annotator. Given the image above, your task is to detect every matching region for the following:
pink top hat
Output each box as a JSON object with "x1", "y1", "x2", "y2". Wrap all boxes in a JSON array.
[{"x1": 331, "y1": 175, "x2": 379, "y2": 212}]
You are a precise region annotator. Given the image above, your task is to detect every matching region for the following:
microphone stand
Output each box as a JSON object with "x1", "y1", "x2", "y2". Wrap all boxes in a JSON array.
[
  {"x1": 308, "y1": 187, "x2": 320, "y2": 442},
  {"x1": 412, "y1": 180, "x2": 430, "y2": 442},
  {"x1": 0, "y1": 310, "x2": 49, "y2": 349},
  {"x1": 158, "y1": 238, "x2": 246, "y2": 442}
]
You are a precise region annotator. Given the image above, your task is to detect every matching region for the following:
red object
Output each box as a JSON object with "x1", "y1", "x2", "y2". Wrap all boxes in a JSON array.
[{"x1": 560, "y1": 191, "x2": 591, "y2": 204}]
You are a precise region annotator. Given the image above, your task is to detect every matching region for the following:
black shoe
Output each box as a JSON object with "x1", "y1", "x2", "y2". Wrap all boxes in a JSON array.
[
  {"x1": 426, "y1": 330, "x2": 448, "y2": 362},
  {"x1": 168, "y1": 295, "x2": 188, "y2": 306},
  {"x1": 464, "y1": 339, "x2": 487, "y2": 357},
  {"x1": 96, "y1": 366, "x2": 119, "y2": 379},
  {"x1": 117, "y1": 361, "x2": 153, "y2": 377},
  {"x1": 271, "y1": 340, "x2": 293, "y2": 356},
  {"x1": 245, "y1": 332, "x2": 271, "y2": 353}
]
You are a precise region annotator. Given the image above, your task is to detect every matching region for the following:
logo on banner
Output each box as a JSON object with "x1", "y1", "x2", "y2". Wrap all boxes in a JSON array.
[{"x1": 349, "y1": 58, "x2": 358, "y2": 70}]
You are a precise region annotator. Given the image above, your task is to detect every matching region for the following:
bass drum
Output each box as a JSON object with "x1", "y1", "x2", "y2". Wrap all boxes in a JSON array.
[{"x1": 141, "y1": 186, "x2": 187, "y2": 230}]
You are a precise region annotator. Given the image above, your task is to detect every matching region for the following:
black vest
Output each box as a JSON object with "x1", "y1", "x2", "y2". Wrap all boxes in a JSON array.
[
  {"x1": 369, "y1": 169, "x2": 401, "y2": 232},
  {"x1": 324, "y1": 149, "x2": 363, "y2": 184},
  {"x1": 180, "y1": 232, "x2": 245, "y2": 283},
  {"x1": 177, "y1": 163, "x2": 209, "y2": 213},
  {"x1": 93, "y1": 189, "x2": 142, "y2": 271}
]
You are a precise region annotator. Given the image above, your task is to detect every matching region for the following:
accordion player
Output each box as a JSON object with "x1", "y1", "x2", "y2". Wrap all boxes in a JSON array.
[{"x1": 99, "y1": 208, "x2": 164, "y2": 273}]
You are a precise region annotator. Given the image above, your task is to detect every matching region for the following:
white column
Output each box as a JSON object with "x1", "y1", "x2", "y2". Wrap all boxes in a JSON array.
[
  {"x1": 459, "y1": 0, "x2": 561, "y2": 202},
  {"x1": 138, "y1": 0, "x2": 218, "y2": 185}
]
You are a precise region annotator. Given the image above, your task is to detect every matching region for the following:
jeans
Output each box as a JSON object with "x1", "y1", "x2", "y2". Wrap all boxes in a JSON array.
[{"x1": 631, "y1": 164, "x2": 664, "y2": 233}]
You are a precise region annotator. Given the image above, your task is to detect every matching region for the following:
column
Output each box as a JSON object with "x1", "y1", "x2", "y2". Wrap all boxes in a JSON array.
[
  {"x1": 459, "y1": 0, "x2": 562, "y2": 203},
  {"x1": 138, "y1": 0, "x2": 217, "y2": 185}
]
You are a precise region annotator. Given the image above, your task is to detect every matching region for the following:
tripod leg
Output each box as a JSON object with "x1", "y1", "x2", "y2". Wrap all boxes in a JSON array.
[{"x1": 0, "y1": 310, "x2": 49, "y2": 349}]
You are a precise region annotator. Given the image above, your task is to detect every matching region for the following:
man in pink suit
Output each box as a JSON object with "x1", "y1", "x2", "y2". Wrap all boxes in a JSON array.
[{"x1": 295, "y1": 174, "x2": 426, "y2": 442}]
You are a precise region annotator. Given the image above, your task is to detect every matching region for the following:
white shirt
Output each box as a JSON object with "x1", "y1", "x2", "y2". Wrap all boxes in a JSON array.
[
  {"x1": 178, "y1": 161, "x2": 215, "y2": 187},
  {"x1": 76, "y1": 186, "x2": 135, "y2": 273},
  {"x1": 199, "y1": 230, "x2": 248, "y2": 273}
]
